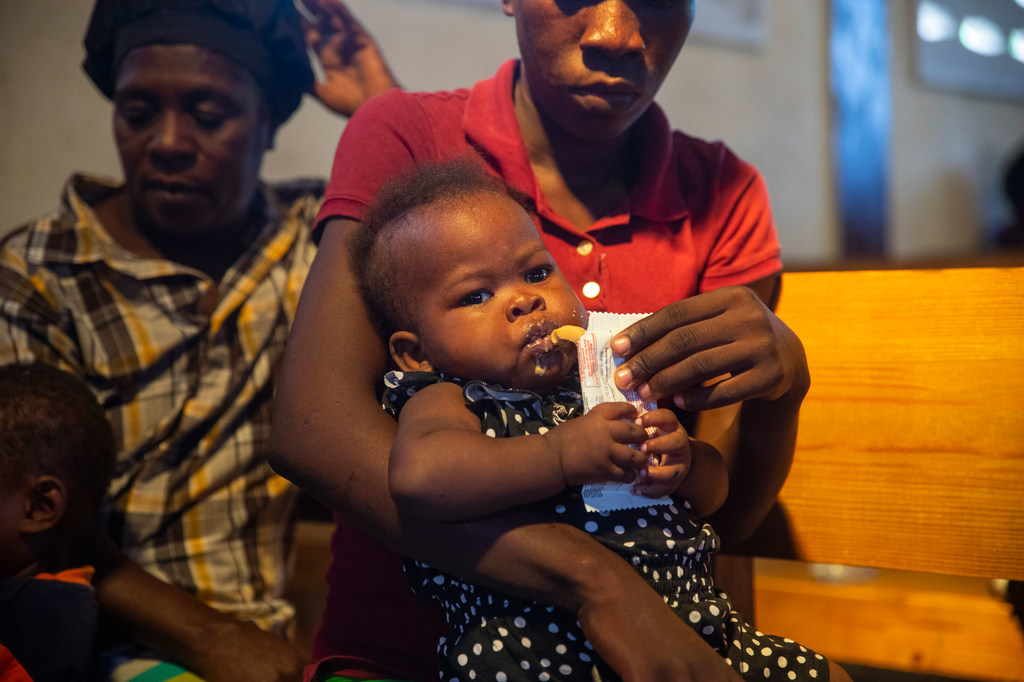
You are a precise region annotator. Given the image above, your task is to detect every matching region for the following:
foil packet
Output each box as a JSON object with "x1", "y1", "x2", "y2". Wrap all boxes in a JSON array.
[{"x1": 574, "y1": 312, "x2": 673, "y2": 513}]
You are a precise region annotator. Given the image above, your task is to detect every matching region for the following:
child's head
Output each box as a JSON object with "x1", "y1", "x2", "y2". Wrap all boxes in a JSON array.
[
  {"x1": 0, "y1": 362, "x2": 116, "y2": 578},
  {"x1": 351, "y1": 159, "x2": 587, "y2": 392}
]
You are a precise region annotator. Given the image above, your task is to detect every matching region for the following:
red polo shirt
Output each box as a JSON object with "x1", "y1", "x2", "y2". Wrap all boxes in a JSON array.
[
  {"x1": 316, "y1": 59, "x2": 782, "y2": 315},
  {"x1": 310, "y1": 59, "x2": 782, "y2": 680}
]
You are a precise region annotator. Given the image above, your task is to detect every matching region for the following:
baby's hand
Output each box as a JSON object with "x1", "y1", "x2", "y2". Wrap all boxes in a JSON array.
[
  {"x1": 544, "y1": 402, "x2": 648, "y2": 486},
  {"x1": 632, "y1": 408, "x2": 693, "y2": 499}
]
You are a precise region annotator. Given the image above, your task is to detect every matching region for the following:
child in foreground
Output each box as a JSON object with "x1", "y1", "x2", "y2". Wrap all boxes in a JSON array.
[
  {"x1": 0, "y1": 362, "x2": 117, "y2": 682},
  {"x1": 350, "y1": 160, "x2": 836, "y2": 681}
]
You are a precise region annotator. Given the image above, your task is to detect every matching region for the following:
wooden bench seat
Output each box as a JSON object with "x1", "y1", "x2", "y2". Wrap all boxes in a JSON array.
[{"x1": 735, "y1": 266, "x2": 1024, "y2": 680}]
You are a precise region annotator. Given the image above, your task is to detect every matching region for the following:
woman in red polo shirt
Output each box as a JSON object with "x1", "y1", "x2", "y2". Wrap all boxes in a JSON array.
[{"x1": 272, "y1": 1, "x2": 840, "y2": 680}]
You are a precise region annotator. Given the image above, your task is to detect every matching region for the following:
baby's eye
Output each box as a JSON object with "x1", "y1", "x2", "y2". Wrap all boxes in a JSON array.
[
  {"x1": 460, "y1": 290, "x2": 492, "y2": 306},
  {"x1": 525, "y1": 266, "x2": 552, "y2": 284}
]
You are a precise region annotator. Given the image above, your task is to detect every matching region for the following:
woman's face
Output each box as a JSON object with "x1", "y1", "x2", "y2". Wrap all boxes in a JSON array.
[
  {"x1": 503, "y1": 0, "x2": 695, "y2": 142},
  {"x1": 112, "y1": 44, "x2": 272, "y2": 239}
]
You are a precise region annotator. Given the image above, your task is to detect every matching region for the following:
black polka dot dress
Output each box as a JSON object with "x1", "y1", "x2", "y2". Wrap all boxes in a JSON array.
[{"x1": 382, "y1": 371, "x2": 830, "y2": 682}]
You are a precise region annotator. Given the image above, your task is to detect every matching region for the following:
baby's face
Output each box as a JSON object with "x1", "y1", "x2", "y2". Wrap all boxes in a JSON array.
[{"x1": 400, "y1": 192, "x2": 587, "y2": 392}]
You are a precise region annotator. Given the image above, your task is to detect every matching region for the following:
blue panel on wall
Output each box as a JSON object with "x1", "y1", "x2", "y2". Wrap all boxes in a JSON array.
[{"x1": 831, "y1": 0, "x2": 892, "y2": 257}]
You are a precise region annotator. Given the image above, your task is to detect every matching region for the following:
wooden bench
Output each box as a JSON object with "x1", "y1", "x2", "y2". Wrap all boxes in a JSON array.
[
  {"x1": 289, "y1": 265, "x2": 1024, "y2": 678},
  {"x1": 732, "y1": 266, "x2": 1024, "y2": 680}
]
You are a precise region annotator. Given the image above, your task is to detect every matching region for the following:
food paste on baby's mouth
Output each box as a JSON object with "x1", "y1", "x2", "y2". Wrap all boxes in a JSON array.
[{"x1": 531, "y1": 325, "x2": 584, "y2": 375}]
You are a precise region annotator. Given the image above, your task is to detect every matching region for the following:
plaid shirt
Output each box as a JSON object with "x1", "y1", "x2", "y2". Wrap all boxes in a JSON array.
[{"x1": 0, "y1": 174, "x2": 318, "y2": 633}]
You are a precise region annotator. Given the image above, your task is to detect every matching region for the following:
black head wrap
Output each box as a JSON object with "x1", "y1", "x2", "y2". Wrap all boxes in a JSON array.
[{"x1": 83, "y1": 0, "x2": 314, "y2": 127}]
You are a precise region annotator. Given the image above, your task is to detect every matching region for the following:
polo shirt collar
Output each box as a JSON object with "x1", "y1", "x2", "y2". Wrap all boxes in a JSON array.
[{"x1": 463, "y1": 59, "x2": 689, "y2": 231}]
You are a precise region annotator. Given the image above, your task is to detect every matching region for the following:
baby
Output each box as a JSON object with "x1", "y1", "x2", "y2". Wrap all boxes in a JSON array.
[
  {"x1": 0, "y1": 361, "x2": 117, "y2": 681},
  {"x1": 350, "y1": 159, "x2": 832, "y2": 681}
]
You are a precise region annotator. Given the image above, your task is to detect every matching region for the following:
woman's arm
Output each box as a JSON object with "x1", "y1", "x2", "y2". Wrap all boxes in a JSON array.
[
  {"x1": 673, "y1": 437, "x2": 730, "y2": 519},
  {"x1": 76, "y1": 528, "x2": 305, "y2": 681},
  {"x1": 269, "y1": 220, "x2": 740, "y2": 681},
  {"x1": 390, "y1": 384, "x2": 647, "y2": 521}
]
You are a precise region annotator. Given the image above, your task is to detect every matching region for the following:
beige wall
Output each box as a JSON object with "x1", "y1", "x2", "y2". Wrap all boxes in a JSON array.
[
  {"x1": 888, "y1": 2, "x2": 1024, "y2": 261},
  {"x1": 2, "y1": 0, "x2": 1022, "y2": 265}
]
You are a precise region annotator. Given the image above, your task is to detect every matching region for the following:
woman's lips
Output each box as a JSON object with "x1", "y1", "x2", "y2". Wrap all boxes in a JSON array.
[
  {"x1": 571, "y1": 83, "x2": 641, "y2": 110},
  {"x1": 142, "y1": 181, "x2": 211, "y2": 212},
  {"x1": 145, "y1": 180, "x2": 207, "y2": 197}
]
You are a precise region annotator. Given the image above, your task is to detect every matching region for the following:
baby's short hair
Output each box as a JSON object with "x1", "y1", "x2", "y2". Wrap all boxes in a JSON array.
[
  {"x1": 351, "y1": 158, "x2": 534, "y2": 339},
  {"x1": 0, "y1": 362, "x2": 116, "y2": 521}
]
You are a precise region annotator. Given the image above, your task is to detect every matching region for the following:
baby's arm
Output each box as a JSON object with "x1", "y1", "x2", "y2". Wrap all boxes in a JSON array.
[
  {"x1": 633, "y1": 409, "x2": 729, "y2": 518},
  {"x1": 389, "y1": 383, "x2": 650, "y2": 521}
]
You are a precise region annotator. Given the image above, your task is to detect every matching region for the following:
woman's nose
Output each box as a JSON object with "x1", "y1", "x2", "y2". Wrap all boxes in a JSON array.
[
  {"x1": 580, "y1": 0, "x2": 646, "y2": 59},
  {"x1": 148, "y1": 112, "x2": 196, "y2": 171}
]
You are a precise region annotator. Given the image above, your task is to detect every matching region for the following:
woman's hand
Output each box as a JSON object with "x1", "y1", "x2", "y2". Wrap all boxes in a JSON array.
[
  {"x1": 300, "y1": 0, "x2": 399, "y2": 117},
  {"x1": 576, "y1": 561, "x2": 742, "y2": 682},
  {"x1": 611, "y1": 285, "x2": 809, "y2": 411},
  {"x1": 188, "y1": 618, "x2": 306, "y2": 682}
]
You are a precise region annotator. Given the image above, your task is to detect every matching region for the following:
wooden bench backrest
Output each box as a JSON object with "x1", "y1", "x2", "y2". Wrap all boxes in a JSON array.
[{"x1": 742, "y1": 267, "x2": 1024, "y2": 580}]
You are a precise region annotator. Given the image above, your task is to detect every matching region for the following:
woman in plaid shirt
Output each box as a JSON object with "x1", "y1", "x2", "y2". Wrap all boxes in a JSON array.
[{"x1": 0, "y1": 0, "x2": 394, "y2": 679}]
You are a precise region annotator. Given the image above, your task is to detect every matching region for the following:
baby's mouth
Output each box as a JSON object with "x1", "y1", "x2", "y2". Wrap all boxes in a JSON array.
[
  {"x1": 522, "y1": 323, "x2": 556, "y2": 354},
  {"x1": 523, "y1": 323, "x2": 564, "y2": 376}
]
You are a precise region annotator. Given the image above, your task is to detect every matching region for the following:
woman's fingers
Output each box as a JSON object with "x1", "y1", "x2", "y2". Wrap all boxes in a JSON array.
[{"x1": 611, "y1": 287, "x2": 805, "y2": 407}]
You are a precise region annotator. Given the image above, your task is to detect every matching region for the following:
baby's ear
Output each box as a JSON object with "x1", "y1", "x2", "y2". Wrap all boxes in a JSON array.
[
  {"x1": 22, "y1": 475, "x2": 67, "y2": 534},
  {"x1": 389, "y1": 331, "x2": 434, "y2": 372}
]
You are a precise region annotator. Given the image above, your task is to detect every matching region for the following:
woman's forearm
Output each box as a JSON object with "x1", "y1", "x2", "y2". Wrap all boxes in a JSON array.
[
  {"x1": 699, "y1": 274, "x2": 809, "y2": 546},
  {"x1": 269, "y1": 219, "x2": 401, "y2": 540},
  {"x1": 705, "y1": 385, "x2": 805, "y2": 546},
  {"x1": 76, "y1": 529, "x2": 305, "y2": 679},
  {"x1": 674, "y1": 438, "x2": 729, "y2": 519}
]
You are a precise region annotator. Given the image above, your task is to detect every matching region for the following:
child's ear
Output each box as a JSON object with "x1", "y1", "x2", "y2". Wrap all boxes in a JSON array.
[
  {"x1": 22, "y1": 475, "x2": 66, "y2": 534},
  {"x1": 389, "y1": 331, "x2": 435, "y2": 372}
]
